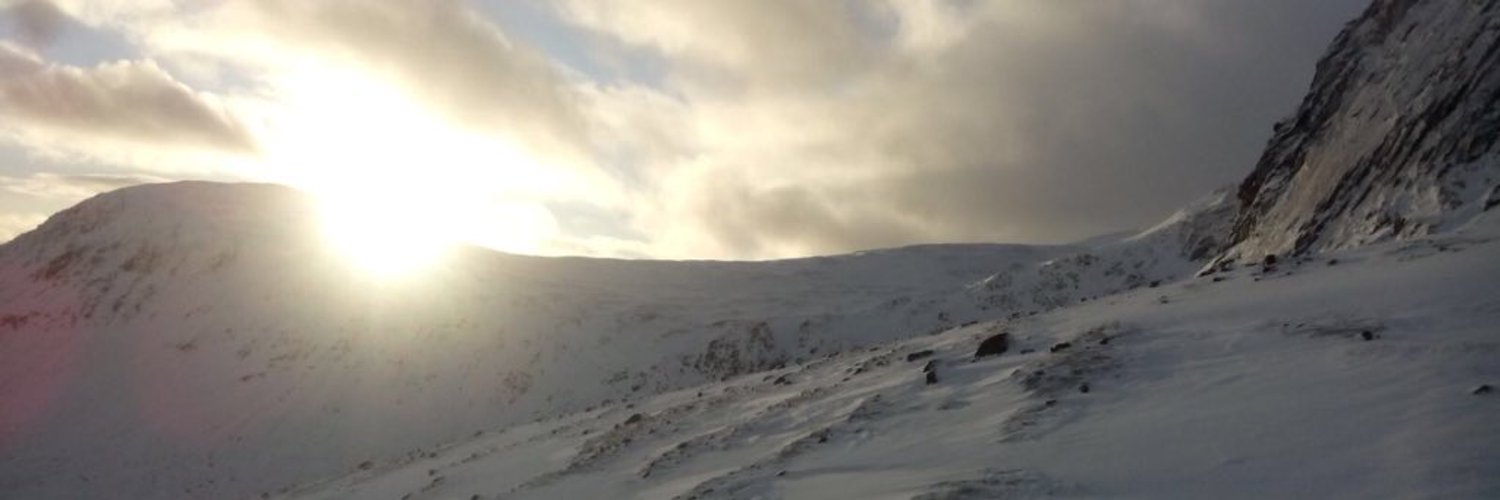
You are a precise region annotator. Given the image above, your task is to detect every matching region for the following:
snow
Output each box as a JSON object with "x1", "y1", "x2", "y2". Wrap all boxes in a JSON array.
[
  {"x1": 0, "y1": 182, "x2": 1088, "y2": 498},
  {"x1": 3, "y1": 1, "x2": 1498, "y2": 495},
  {"x1": 276, "y1": 212, "x2": 1500, "y2": 499},
  {"x1": 0, "y1": 180, "x2": 1495, "y2": 499}
]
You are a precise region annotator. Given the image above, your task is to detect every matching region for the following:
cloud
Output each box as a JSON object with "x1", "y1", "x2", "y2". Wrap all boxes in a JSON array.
[
  {"x1": 0, "y1": 41, "x2": 42, "y2": 74},
  {"x1": 562, "y1": 0, "x2": 1369, "y2": 258},
  {"x1": 0, "y1": 0, "x2": 1373, "y2": 260},
  {"x1": 0, "y1": 44, "x2": 257, "y2": 153},
  {"x1": 559, "y1": 0, "x2": 880, "y2": 90},
  {"x1": 4, "y1": 0, "x2": 67, "y2": 47},
  {"x1": 0, "y1": 212, "x2": 44, "y2": 241},
  {"x1": 219, "y1": 0, "x2": 590, "y2": 157},
  {"x1": 0, "y1": 171, "x2": 165, "y2": 199}
]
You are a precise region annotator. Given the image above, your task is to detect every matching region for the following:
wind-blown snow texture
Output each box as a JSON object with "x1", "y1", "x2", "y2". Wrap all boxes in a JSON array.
[
  {"x1": 2, "y1": 0, "x2": 1498, "y2": 498},
  {"x1": 0, "y1": 179, "x2": 1234, "y2": 498},
  {"x1": 288, "y1": 213, "x2": 1500, "y2": 500}
]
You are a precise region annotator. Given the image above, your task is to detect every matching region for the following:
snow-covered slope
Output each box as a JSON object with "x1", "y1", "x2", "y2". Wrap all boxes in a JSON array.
[
  {"x1": 966, "y1": 189, "x2": 1237, "y2": 314},
  {"x1": 1227, "y1": 0, "x2": 1500, "y2": 260},
  {"x1": 5, "y1": 0, "x2": 1500, "y2": 497},
  {"x1": 283, "y1": 206, "x2": 1500, "y2": 500},
  {"x1": 0, "y1": 178, "x2": 1238, "y2": 499},
  {"x1": 0, "y1": 180, "x2": 1239, "y2": 499}
]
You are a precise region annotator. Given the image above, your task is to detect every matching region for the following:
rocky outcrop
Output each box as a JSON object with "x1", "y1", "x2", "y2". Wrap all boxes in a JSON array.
[{"x1": 1227, "y1": 0, "x2": 1500, "y2": 260}]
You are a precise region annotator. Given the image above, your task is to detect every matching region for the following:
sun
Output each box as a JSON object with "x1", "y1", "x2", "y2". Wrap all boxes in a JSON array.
[
  {"x1": 250, "y1": 63, "x2": 572, "y2": 278},
  {"x1": 316, "y1": 187, "x2": 460, "y2": 279}
]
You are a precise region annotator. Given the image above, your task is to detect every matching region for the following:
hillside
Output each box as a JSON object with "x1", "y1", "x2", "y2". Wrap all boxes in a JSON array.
[
  {"x1": 3, "y1": 0, "x2": 1499, "y2": 498},
  {"x1": 287, "y1": 204, "x2": 1500, "y2": 500},
  {"x1": 0, "y1": 180, "x2": 1227, "y2": 498}
]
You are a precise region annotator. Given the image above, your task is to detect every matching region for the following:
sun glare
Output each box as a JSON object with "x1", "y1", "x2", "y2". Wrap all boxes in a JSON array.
[
  {"x1": 317, "y1": 190, "x2": 458, "y2": 279},
  {"x1": 251, "y1": 64, "x2": 569, "y2": 279}
]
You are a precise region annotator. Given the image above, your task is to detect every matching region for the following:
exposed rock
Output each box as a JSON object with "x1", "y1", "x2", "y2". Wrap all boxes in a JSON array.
[
  {"x1": 1226, "y1": 0, "x2": 1500, "y2": 260},
  {"x1": 974, "y1": 332, "x2": 1011, "y2": 358},
  {"x1": 906, "y1": 350, "x2": 935, "y2": 362}
]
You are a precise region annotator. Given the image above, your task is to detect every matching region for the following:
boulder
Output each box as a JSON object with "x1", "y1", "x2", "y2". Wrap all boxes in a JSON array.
[{"x1": 974, "y1": 332, "x2": 1011, "y2": 358}]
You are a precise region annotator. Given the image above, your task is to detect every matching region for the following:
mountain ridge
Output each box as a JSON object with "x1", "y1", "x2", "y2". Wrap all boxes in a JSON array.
[{"x1": 3, "y1": 0, "x2": 1499, "y2": 497}]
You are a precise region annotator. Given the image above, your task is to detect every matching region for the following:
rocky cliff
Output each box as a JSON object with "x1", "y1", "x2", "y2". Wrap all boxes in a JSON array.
[{"x1": 1226, "y1": 0, "x2": 1500, "y2": 260}]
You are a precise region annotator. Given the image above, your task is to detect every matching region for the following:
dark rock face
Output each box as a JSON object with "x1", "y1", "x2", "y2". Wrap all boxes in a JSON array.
[
  {"x1": 1227, "y1": 0, "x2": 1500, "y2": 260},
  {"x1": 974, "y1": 333, "x2": 1011, "y2": 358}
]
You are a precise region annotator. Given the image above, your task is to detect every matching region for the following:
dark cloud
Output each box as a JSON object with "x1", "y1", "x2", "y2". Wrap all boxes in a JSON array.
[
  {"x1": 686, "y1": 179, "x2": 931, "y2": 257},
  {"x1": 4, "y1": 0, "x2": 67, "y2": 47},
  {"x1": 0, "y1": 45, "x2": 257, "y2": 153},
  {"x1": 566, "y1": 0, "x2": 1371, "y2": 257}
]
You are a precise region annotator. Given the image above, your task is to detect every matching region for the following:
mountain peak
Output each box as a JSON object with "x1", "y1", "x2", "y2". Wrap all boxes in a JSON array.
[{"x1": 7, "y1": 181, "x2": 310, "y2": 254}]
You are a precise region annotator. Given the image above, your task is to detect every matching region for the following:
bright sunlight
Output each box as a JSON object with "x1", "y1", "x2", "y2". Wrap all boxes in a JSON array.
[
  {"x1": 316, "y1": 188, "x2": 458, "y2": 279},
  {"x1": 255, "y1": 64, "x2": 565, "y2": 279}
]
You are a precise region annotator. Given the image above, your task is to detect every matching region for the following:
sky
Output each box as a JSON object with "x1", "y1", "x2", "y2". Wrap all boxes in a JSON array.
[{"x1": 0, "y1": 0, "x2": 1369, "y2": 260}]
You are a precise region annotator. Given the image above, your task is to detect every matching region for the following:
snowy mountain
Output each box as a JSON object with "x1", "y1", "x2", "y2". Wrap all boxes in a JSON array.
[
  {"x1": 1226, "y1": 0, "x2": 1500, "y2": 261},
  {"x1": 0, "y1": 181, "x2": 1227, "y2": 499},
  {"x1": 2, "y1": 0, "x2": 1498, "y2": 498},
  {"x1": 286, "y1": 207, "x2": 1500, "y2": 500}
]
